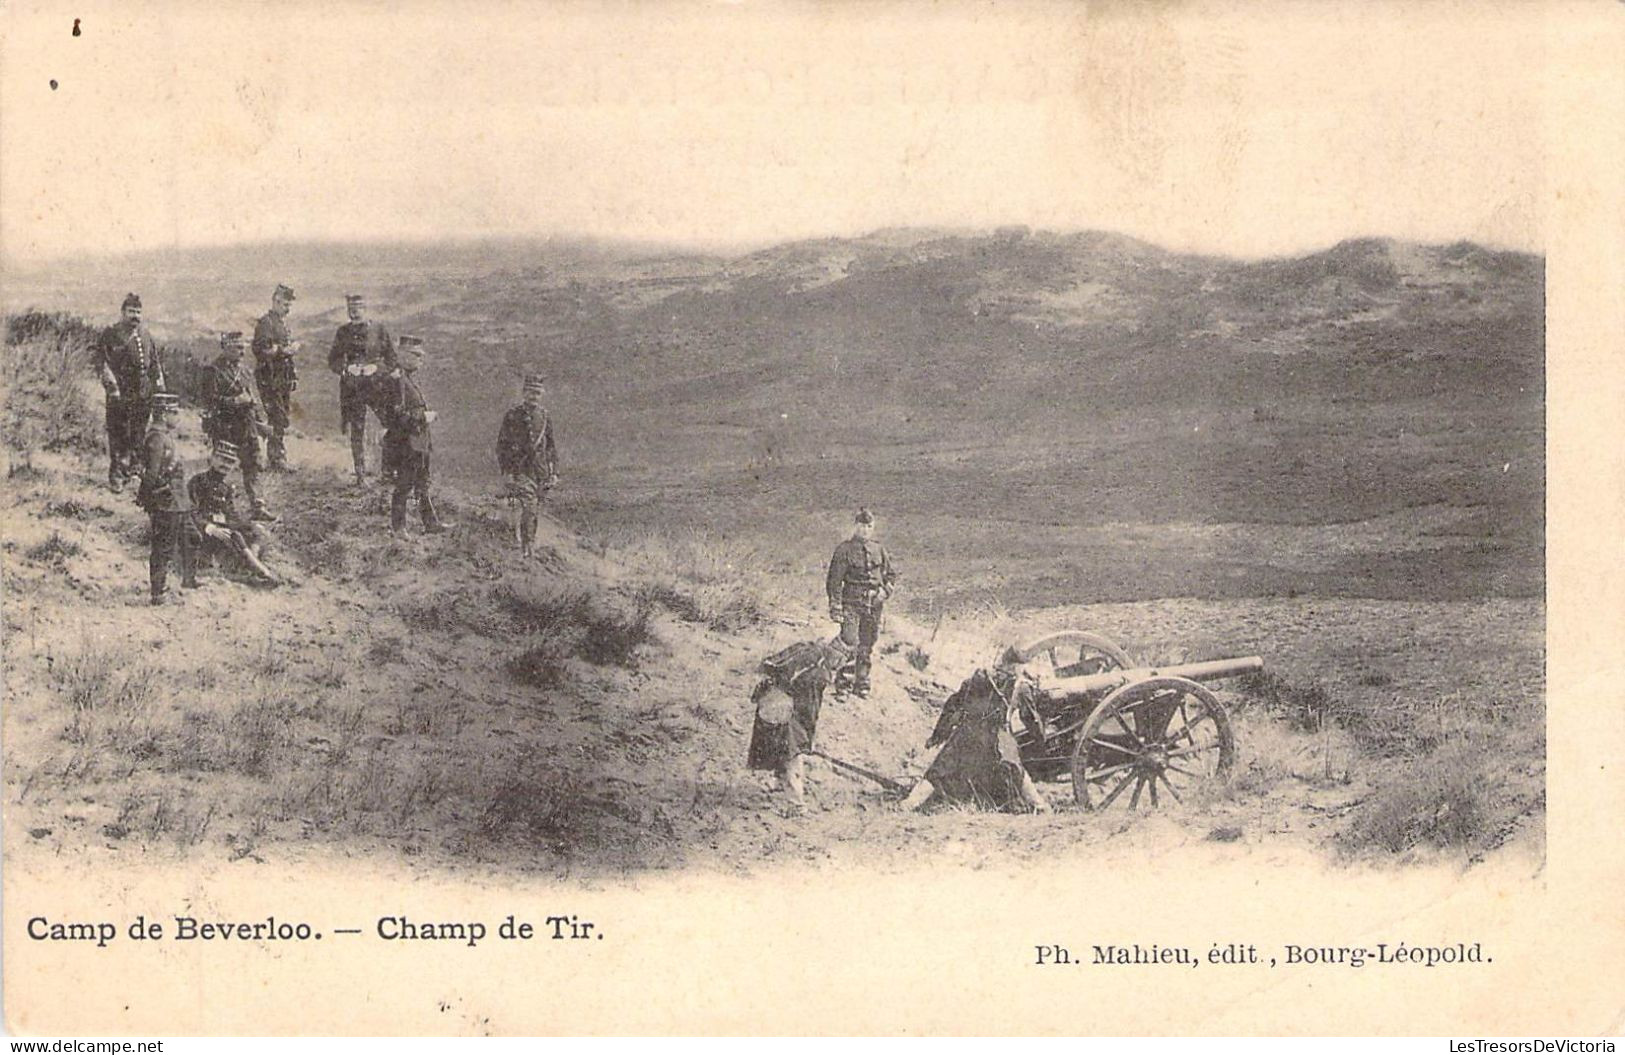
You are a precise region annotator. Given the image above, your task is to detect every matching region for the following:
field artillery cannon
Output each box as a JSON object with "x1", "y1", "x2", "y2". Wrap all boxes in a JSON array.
[{"x1": 1002, "y1": 630, "x2": 1262, "y2": 811}]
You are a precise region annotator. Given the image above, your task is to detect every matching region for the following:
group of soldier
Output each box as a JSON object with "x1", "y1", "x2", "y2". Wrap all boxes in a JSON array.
[
  {"x1": 96, "y1": 284, "x2": 961, "y2": 813},
  {"x1": 93, "y1": 286, "x2": 560, "y2": 606}
]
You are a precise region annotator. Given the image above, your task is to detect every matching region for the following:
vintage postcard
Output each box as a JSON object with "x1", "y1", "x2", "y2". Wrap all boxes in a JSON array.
[{"x1": 2, "y1": 0, "x2": 1620, "y2": 1037}]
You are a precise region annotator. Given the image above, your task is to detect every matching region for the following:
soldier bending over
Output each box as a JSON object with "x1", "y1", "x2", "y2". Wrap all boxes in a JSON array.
[
  {"x1": 747, "y1": 637, "x2": 853, "y2": 812},
  {"x1": 899, "y1": 666, "x2": 1052, "y2": 814}
]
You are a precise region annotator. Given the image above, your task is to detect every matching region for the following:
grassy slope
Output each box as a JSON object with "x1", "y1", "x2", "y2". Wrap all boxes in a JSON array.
[{"x1": 0, "y1": 230, "x2": 1547, "y2": 868}]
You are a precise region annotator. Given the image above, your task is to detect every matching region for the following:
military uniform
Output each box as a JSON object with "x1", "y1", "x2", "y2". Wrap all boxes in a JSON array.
[
  {"x1": 199, "y1": 350, "x2": 271, "y2": 515},
  {"x1": 496, "y1": 397, "x2": 558, "y2": 555},
  {"x1": 252, "y1": 293, "x2": 297, "y2": 469},
  {"x1": 187, "y1": 465, "x2": 272, "y2": 581},
  {"x1": 825, "y1": 526, "x2": 897, "y2": 695},
  {"x1": 327, "y1": 315, "x2": 396, "y2": 479},
  {"x1": 95, "y1": 312, "x2": 165, "y2": 489},
  {"x1": 136, "y1": 408, "x2": 195, "y2": 601},
  {"x1": 378, "y1": 349, "x2": 444, "y2": 533},
  {"x1": 746, "y1": 638, "x2": 852, "y2": 810}
]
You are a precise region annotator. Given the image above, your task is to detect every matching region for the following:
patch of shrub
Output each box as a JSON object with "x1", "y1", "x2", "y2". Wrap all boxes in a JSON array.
[
  {"x1": 43, "y1": 499, "x2": 112, "y2": 521},
  {"x1": 1339, "y1": 746, "x2": 1495, "y2": 854},
  {"x1": 505, "y1": 639, "x2": 570, "y2": 688},
  {"x1": 478, "y1": 755, "x2": 640, "y2": 847},
  {"x1": 3, "y1": 312, "x2": 109, "y2": 459},
  {"x1": 496, "y1": 582, "x2": 593, "y2": 635},
  {"x1": 905, "y1": 645, "x2": 931, "y2": 671},
  {"x1": 1236, "y1": 669, "x2": 1337, "y2": 732},
  {"x1": 51, "y1": 641, "x2": 164, "y2": 757},
  {"x1": 25, "y1": 532, "x2": 82, "y2": 568},
  {"x1": 578, "y1": 602, "x2": 655, "y2": 668}
]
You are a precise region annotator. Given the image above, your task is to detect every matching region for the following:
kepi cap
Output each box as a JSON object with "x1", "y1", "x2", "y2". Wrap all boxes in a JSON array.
[
  {"x1": 219, "y1": 331, "x2": 246, "y2": 349},
  {"x1": 122, "y1": 293, "x2": 142, "y2": 310},
  {"x1": 210, "y1": 440, "x2": 240, "y2": 467},
  {"x1": 854, "y1": 508, "x2": 875, "y2": 525},
  {"x1": 274, "y1": 284, "x2": 296, "y2": 301},
  {"x1": 345, "y1": 293, "x2": 365, "y2": 304},
  {"x1": 398, "y1": 335, "x2": 424, "y2": 348},
  {"x1": 152, "y1": 392, "x2": 181, "y2": 410}
]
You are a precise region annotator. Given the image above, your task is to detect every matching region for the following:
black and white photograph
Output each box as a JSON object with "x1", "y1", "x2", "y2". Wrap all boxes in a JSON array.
[{"x1": 1, "y1": 0, "x2": 1621, "y2": 1038}]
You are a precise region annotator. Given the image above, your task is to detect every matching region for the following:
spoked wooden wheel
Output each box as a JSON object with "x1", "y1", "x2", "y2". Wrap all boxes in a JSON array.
[
  {"x1": 1010, "y1": 630, "x2": 1132, "y2": 678},
  {"x1": 1071, "y1": 676, "x2": 1234, "y2": 810}
]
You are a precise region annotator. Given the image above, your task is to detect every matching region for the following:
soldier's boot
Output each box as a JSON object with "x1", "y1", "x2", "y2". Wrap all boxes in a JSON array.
[
  {"x1": 349, "y1": 430, "x2": 368, "y2": 483},
  {"x1": 780, "y1": 755, "x2": 808, "y2": 814},
  {"x1": 267, "y1": 431, "x2": 288, "y2": 471},
  {"x1": 899, "y1": 778, "x2": 936, "y2": 812},
  {"x1": 389, "y1": 491, "x2": 409, "y2": 535},
  {"x1": 1020, "y1": 772, "x2": 1053, "y2": 815}
]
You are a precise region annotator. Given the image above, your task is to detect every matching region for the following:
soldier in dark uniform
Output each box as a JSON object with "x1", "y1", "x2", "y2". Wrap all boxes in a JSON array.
[
  {"x1": 496, "y1": 373, "x2": 559, "y2": 558},
  {"x1": 897, "y1": 666, "x2": 1052, "y2": 814},
  {"x1": 187, "y1": 441, "x2": 277, "y2": 586},
  {"x1": 746, "y1": 637, "x2": 853, "y2": 812},
  {"x1": 327, "y1": 293, "x2": 396, "y2": 484},
  {"x1": 378, "y1": 336, "x2": 448, "y2": 536},
  {"x1": 94, "y1": 292, "x2": 166, "y2": 492},
  {"x1": 825, "y1": 508, "x2": 898, "y2": 698},
  {"x1": 135, "y1": 393, "x2": 197, "y2": 605},
  {"x1": 251, "y1": 283, "x2": 299, "y2": 471},
  {"x1": 199, "y1": 331, "x2": 277, "y2": 523}
]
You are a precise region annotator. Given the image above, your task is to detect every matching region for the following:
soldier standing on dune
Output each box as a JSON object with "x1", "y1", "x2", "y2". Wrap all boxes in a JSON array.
[
  {"x1": 378, "y1": 335, "x2": 449, "y2": 536},
  {"x1": 95, "y1": 293, "x2": 165, "y2": 493},
  {"x1": 200, "y1": 332, "x2": 277, "y2": 523},
  {"x1": 496, "y1": 373, "x2": 559, "y2": 559},
  {"x1": 252, "y1": 283, "x2": 299, "y2": 471},
  {"x1": 135, "y1": 393, "x2": 197, "y2": 605},
  {"x1": 327, "y1": 293, "x2": 396, "y2": 485},
  {"x1": 825, "y1": 508, "x2": 898, "y2": 699}
]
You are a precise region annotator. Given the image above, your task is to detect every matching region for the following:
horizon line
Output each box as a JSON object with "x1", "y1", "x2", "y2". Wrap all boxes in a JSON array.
[{"x1": 0, "y1": 224, "x2": 1545, "y2": 274}]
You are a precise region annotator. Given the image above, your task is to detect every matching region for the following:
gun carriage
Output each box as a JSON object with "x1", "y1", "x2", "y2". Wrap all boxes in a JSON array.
[{"x1": 1000, "y1": 630, "x2": 1262, "y2": 811}]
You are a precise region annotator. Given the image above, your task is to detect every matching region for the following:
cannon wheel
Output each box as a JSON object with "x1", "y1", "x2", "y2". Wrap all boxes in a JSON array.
[
  {"x1": 1071, "y1": 676, "x2": 1235, "y2": 810},
  {"x1": 1010, "y1": 630, "x2": 1132, "y2": 677}
]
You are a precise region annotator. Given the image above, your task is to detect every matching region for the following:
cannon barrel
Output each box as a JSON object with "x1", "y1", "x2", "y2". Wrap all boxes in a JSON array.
[{"x1": 1040, "y1": 655, "x2": 1264, "y2": 701}]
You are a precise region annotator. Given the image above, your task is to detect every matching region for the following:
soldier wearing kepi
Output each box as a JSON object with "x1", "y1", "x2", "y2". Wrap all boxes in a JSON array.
[
  {"x1": 327, "y1": 293, "x2": 396, "y2": 484},
  {"x1": 251, "y1": 283, "x2": 299, "y2": 471},
  {"x1": 200, "y1": 331, "x2": 277, "y2": 523},
  {"x1": 825, "y1": 508, "x2": 898, "y2": 698},
  {"x1": 188, "y1": 441, "x2": 277, "y2": 586},
  {"x1": 135, "y1": 393, "x2": 197, "y2": 605},
  {"x1": 379, "y1": 336, "x2": 448, "y2": 536},
  {"x1": 496, "y1": 373, "x2": 559, "y2": 558},
  {"x1": 94, "y1": 292, "x2": 166, "y2": 492}
]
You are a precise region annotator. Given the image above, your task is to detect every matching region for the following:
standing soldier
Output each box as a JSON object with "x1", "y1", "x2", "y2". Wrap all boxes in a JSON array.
[
  {"x1": 252, "y1": 283, "x2": 299, "y2": 471},
  {"x1": 825, "y1": 508, "x2": 898, "y2": 698},
  {"x1": 496, "y1": 373, "x2": 559, "y2": 558},
  {"x1": 327, "y1": 293, "x2": 396, "y2": 484},
  {"x1": 135, "y1": 392, "x2": 197, "y2": 604},
  {"x1": 379, "y1": 336, "x2": 448, "y2": 536},
  {"x1": 200, "y1": 332, "x2": 277, "y2": 523},
  {"x1": 94, "y1": 292, "x2": 165, "y2": 492}
]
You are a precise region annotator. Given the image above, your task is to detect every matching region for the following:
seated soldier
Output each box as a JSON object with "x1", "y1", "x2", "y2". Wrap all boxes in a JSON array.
[
  {"x1": 187, "y1": 441, "x2": 278, "y2": 587},
  {"x1": 899, "y1": 665, "x2": 1052, "y2": 814},
  {"x1": 746, "y1": 637, "x2": 852, "y2": 813}
]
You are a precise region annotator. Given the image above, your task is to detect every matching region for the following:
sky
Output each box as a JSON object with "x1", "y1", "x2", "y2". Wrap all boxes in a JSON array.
[{"x1": 0, "y1": 0, "x2": 1552, "y2": 264}]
